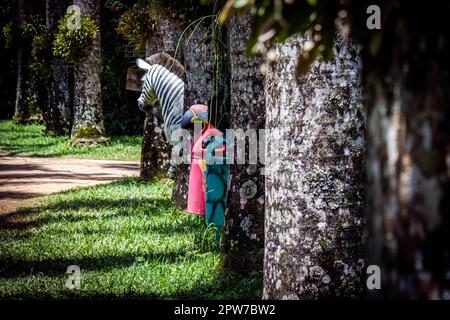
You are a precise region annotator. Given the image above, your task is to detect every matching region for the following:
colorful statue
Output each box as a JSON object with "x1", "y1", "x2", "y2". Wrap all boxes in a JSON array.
[{"x1": 182, "y1": 104, "x2": 230, "y2": 241}]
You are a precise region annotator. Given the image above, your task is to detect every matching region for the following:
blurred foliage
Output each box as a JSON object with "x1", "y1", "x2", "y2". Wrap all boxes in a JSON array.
[
  {"x1": 218, "y1": 0, "x2": 446, "y2": 79},
  {"x1": 30, "y1": 25, "x2": 52, "y2": 80},
  {"x1": 25, "y1": 16, "x2": 50, "y2": 117},
  {"x1": 2, "y1": 14, "x2": 47, "y2": 48},
  {"x1": 1, "y1": 9, "x2": 48, "y2": 119},
  {"x1": 53, "y1": 11, "x2": 98, "y2": 62},
  {"x1": 21, "y1": 14, "x2": 46, "y2": 41},
  {"x1": 219, "y1": 0, "x2": 342, "y2": 75},
  {"x1": 2, "y1": 21, "x2": 17, "y2": 48}
]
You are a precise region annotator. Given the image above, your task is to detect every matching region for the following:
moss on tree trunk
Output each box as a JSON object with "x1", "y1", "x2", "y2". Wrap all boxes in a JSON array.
[{"x1": 70, "y1": 0, "x2": 105, "y2": 143}]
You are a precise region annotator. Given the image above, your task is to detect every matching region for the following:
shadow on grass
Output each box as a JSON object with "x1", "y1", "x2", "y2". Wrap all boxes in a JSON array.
[
  {"x1": 0, "y1": 197, "x2": 181, "y2": 231},
  {"x1": 0, "y1": 270, "x2": 263, "y2": 300},
  {"x1": 0, "y1": 178, "x2": 262, "y2": 300},
  {"x1": 0, "y1": 250, "x2": 195, "y2": 278}
]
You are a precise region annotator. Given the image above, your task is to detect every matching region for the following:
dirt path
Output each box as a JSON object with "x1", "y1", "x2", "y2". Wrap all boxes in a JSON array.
[{"x1": 0, "y1": 153, "x2": 139, "y2": 214}]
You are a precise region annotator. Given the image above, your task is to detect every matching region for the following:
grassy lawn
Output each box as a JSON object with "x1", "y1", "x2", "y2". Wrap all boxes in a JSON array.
[
  {"x1": 0, "y1": 120, "x2": 141, "y2": 161},
  {"x1": 0, "y1": 178, "x2": 262, "y2": 299}
]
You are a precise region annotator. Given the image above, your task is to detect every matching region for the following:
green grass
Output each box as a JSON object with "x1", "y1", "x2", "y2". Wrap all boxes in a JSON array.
[
  {"x1": 0, "y1": 178, "x2": 262, "y2": 299},
  {"x1": 0, "y1": 120, "x2": 141, "y2": 161}
]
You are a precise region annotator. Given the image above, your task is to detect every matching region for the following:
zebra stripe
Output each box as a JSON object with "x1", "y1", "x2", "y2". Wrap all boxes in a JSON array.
[{"x1": 138, "y1": 63, "x2": 185, "y2": 145}]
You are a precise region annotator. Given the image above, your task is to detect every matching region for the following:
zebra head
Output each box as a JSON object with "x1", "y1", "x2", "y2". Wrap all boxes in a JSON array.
[{"x1": 136, "y1": 58, "x2": 157, "y2": 111}]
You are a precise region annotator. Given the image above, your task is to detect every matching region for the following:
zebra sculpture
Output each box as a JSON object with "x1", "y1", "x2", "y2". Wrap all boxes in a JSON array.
[{"x1": 136, "y1": 53, "x2": 187, "y2": 177}]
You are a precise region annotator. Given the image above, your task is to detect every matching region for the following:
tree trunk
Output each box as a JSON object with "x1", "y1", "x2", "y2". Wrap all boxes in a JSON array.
[
  {"x1": 45, "y1": 0, "x2": 71, "y2": 135},
  {"x1": 172, "y1": 19, "x2": 217, "y2": 209},
  {"x1": 71, "y1": 0, "x2": 105, "y2": 142},
  {"x1": 221, "y1": 14, "x2": 265, "y2": 275},
  {"x1": 263, "y1": 35, "x2": 366, "y2": 299},
  {"x1": 140, "y1": 21, "x2": 176, "y2": 181},
  {"x1": 13, "y1": 0, "x2": 29, "y2": 122},
  {"x1": 365, "y1": 3, "x2": 450, "y2": 299}
]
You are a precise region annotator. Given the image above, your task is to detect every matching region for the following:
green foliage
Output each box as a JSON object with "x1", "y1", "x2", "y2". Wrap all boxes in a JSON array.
[
  {"x1": 116, "y1": 2, "x2": 154, "y2": 50},
  {"x1": 1, "y1": 11, "x2": 48, "y2": 118},
  {"x1": 31, "y1": 28, "x2": 52, "y2": 60},
  {"x1": 2, "y1": 21, "x2": 17, "y2": 48},
  {"x1": 220, "y1": 0, "x2": 341, "y2": 75},
  {"x1": 116, "y1": 0, "x2": 215, "y2": 50},
  {"x1": 2, "y1": 15, "x2": 47, "y2": 49},
  {"x1": 104, "y1": 0, "x2": 129, "y2": 13},
  {"x1": 21, "y1": 14, "x2": 47, "y2": 41},
  {"x1": 30, "y1": 28, "x2": 53, "y2": 78},
  {"x1": 53, "y1": 11, "x2": 98, "y2": 62}
]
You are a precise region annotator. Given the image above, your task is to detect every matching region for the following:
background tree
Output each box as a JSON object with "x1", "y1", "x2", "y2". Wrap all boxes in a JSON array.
[
  {"x1": 0, "y1": 0, "x2": 17, "y2": 119},
  {"x1": 221, "y1": 13, "x2": 265, "y2": 275},
  {"x1": 45, "y1": 0, "x2": 71, "y2": 135},
  {"x1": 12, "y1": 0, "x2": 30, "y2": 122},
  {"x1": 364, "y1": 1, "x2": 450, "y2": 299},
  {"x1": 175, "y1": 16, "x2": 219, "y2": 208},
  {"x1": 71, "y1": 0, "x2": 105, "y2": 143},
  {"x1": 141, "y1": 16, "x2": 179, "y2": 181},
  {"x1": 11, "y1": 0, "x2": 47, "y2": 123},
  {"x1": 117, "y1": 1, "x2": 224, "y2": 209}
]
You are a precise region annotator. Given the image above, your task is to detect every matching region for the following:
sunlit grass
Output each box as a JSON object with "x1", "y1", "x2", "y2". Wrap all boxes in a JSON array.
[
  {"x1": 0, "y1": 178, "x2": 262, "y2": 299},
  {"x1": 0, "y1": 120, "x2": 141, "y2": 161}
]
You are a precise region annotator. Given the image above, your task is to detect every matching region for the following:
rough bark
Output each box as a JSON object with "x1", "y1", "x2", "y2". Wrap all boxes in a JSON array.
[
  {"x1": 140, "y1": 21, "x2": 175, "y2": 181},
  {"x1": 183, "y1": 20, "x2": 215, "y2": 107},
  {"x1": 71, "y1": 0, "x2": 105, "y2": 141},
  {"x1": 221, "y1": 14, "x2": 265, "y2": 275},
  {"x1": 365, "y1": 2, "x2": 450, "y2": 299},
  {"x1": 44, "y1": 0, "x2": 71, "y2": 135},
  {"x1": 13, "y1": 0, "x2": 29, "y2": 122},
  {"x1": 263, "y1": 35, "x2": 365, "y2": 299},
  {"x1": 171, "y1": 19, "x2": 217, "y2": 209}
]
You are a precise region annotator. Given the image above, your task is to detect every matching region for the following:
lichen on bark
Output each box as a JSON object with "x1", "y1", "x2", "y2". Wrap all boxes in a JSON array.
[
  {"x1": 70, "y1": 0, "x2": 105, "y2": 143},
  {"x1": 221, "y1": 14, "x2": 265, "y2": 275},
  {"x1": 263, "y1": 34, "x2": 366, "y2": 299}
]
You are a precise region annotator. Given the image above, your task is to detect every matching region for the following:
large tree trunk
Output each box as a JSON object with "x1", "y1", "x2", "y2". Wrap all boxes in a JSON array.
[
  {"x1": 140, "y1": 21, "x2": 177, "y2": 181},
  {"x1": 13, "y1": 0, "x2": 29, "y2": 122},
  {"x1": 45, "y1": 0, "x2": 71, "y2": 135},
  {"x1": 172, "y1": 19, "x2": 217, "y2": 209},
  {"x1": 263, "y1": 35, "x2": 365, "y2": 299},
  {"x1": 71, "y1": 0, "x2": 105, "y2": 142},
  {"x1": 221, "y1": 14, "x2": 265, "y2": 275},
  {"x1": 365, "y1": 2, "x2": 450, "y2": 299}
]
